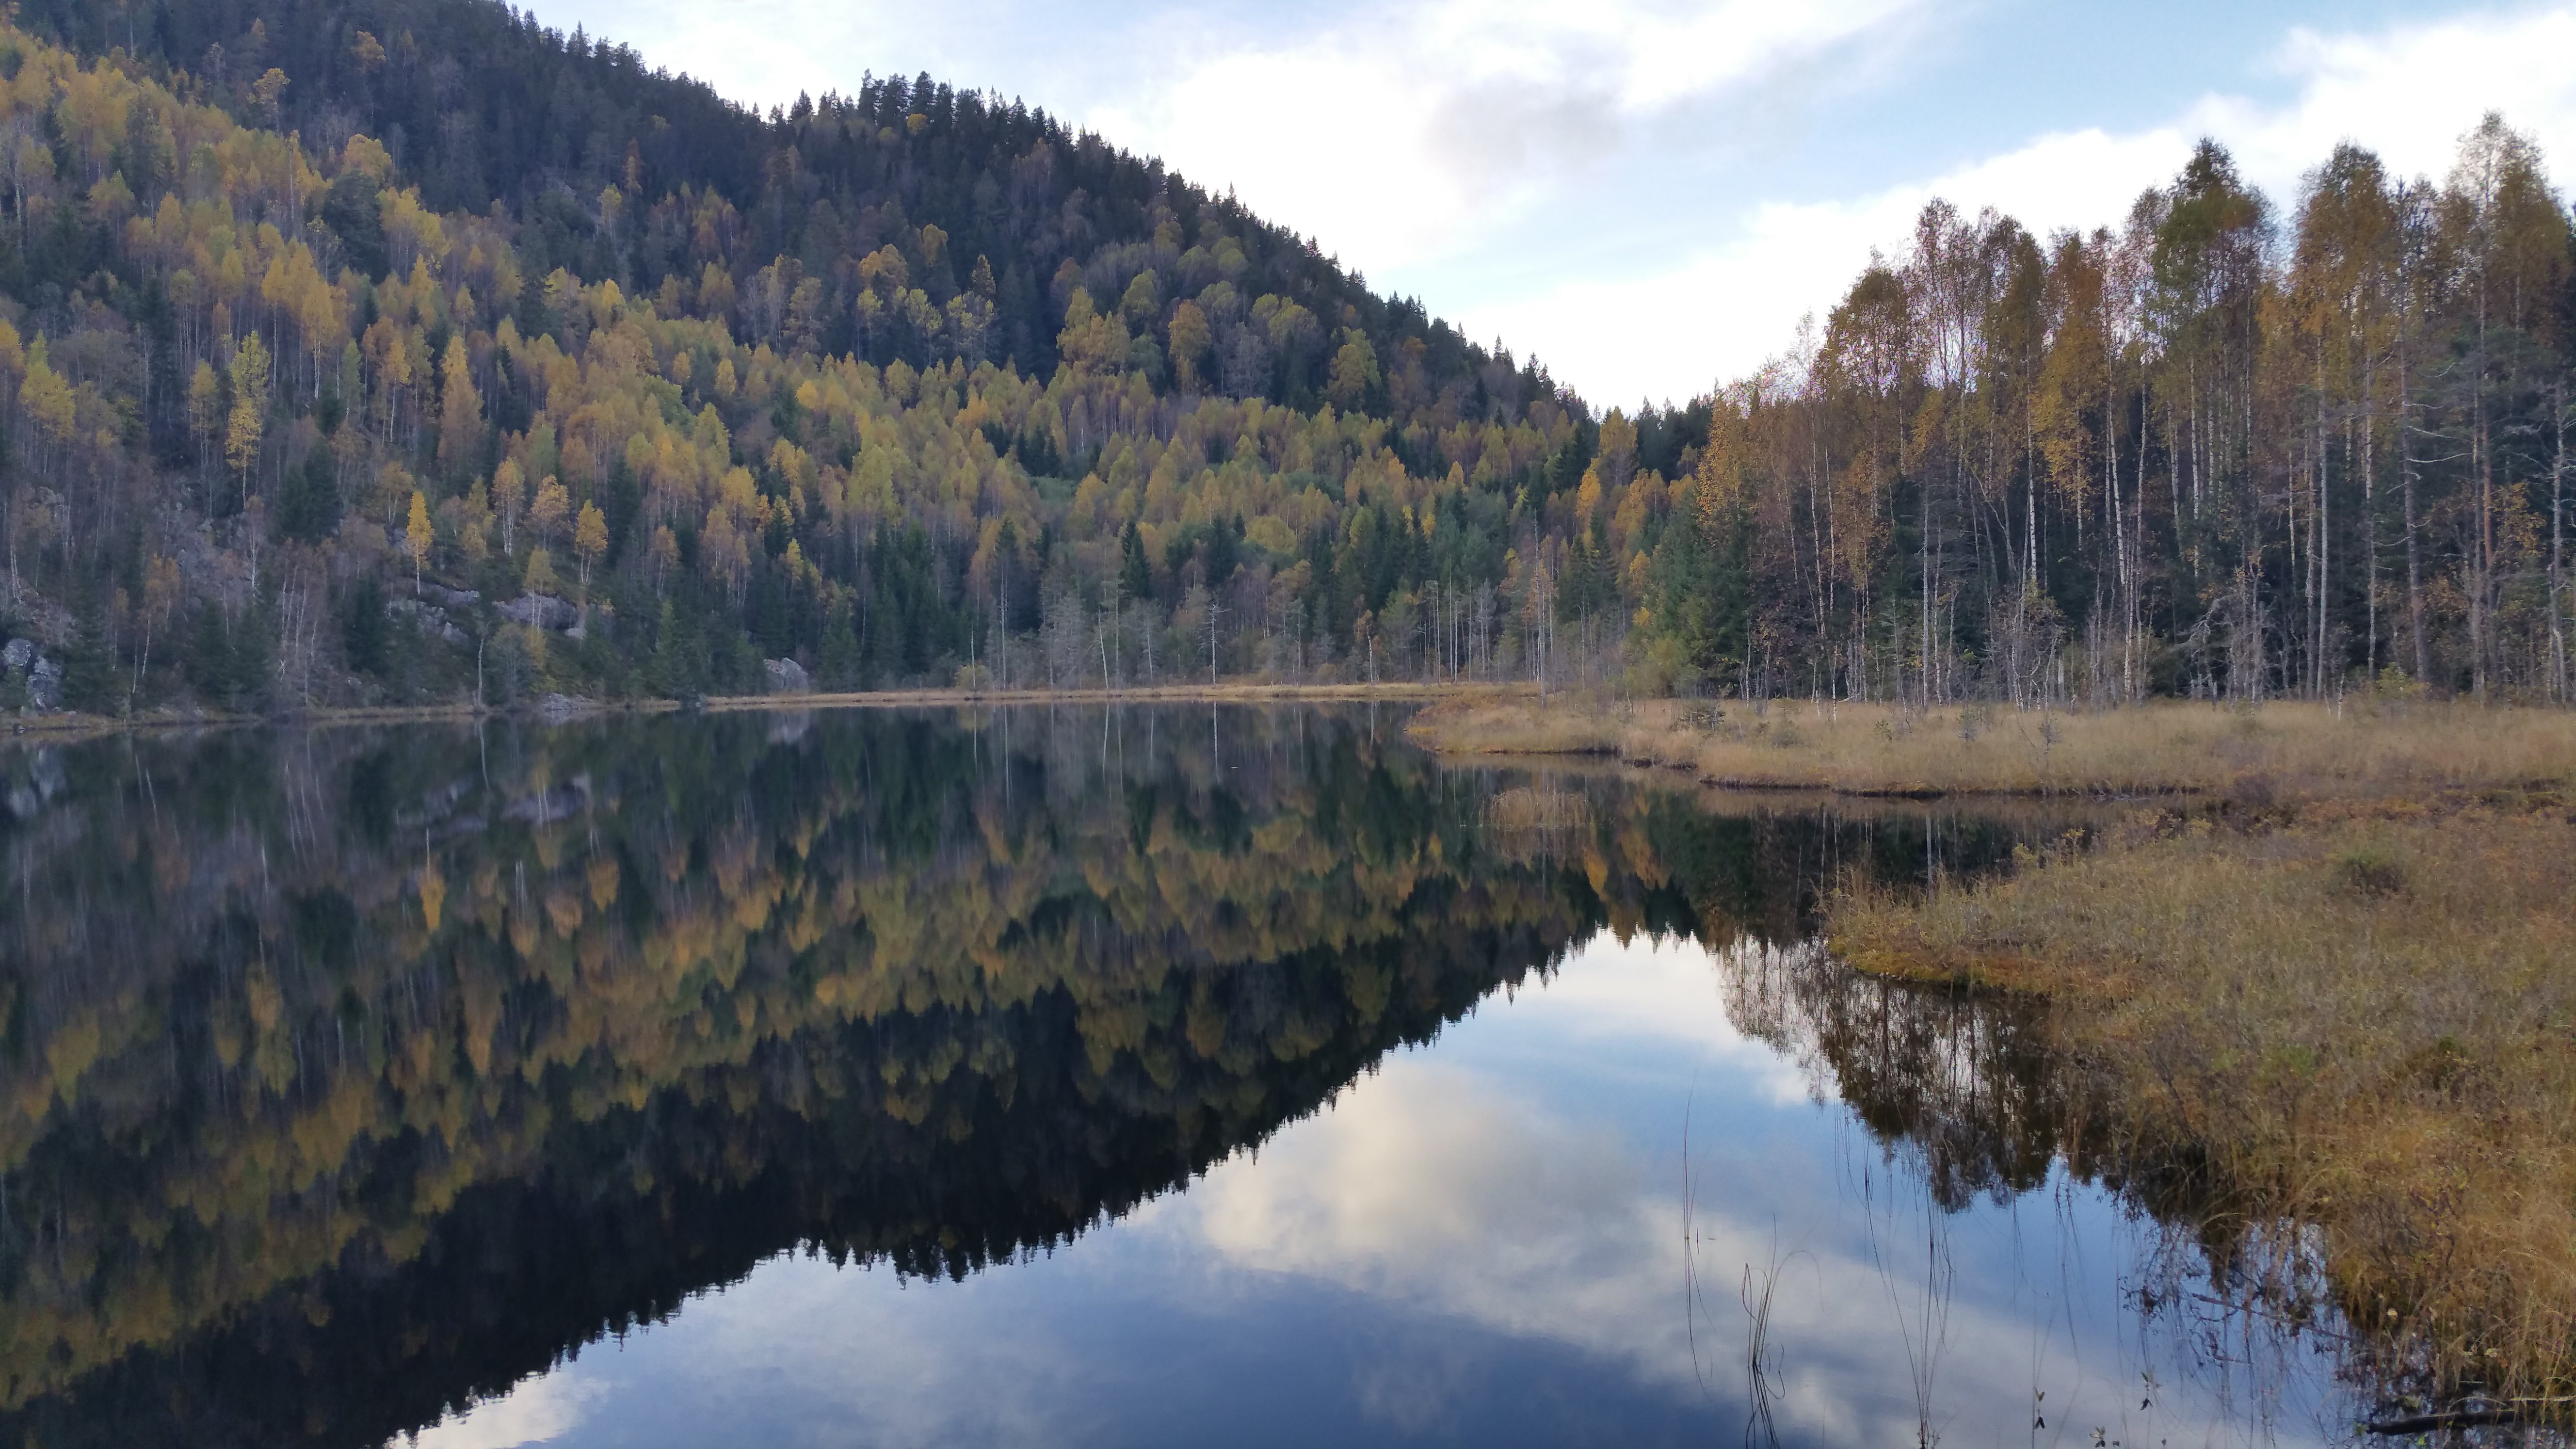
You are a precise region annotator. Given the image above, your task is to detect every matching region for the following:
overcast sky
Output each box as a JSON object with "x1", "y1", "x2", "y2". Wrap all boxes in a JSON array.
[{"x1": 516, "y1": 0, "x2": 2576, "y2": 411}]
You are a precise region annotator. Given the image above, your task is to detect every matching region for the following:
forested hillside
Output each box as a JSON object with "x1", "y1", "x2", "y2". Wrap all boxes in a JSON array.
[
  {"x1": 0, "y1": 0, "x2": 1597, "y2": 713},
  {"x1": 0, "y1": 0, "x2": 2568, "y2": 713}
]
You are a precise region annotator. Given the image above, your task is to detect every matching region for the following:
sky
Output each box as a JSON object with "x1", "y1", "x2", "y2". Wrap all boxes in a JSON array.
[{"x1": 515, "y1": 0, "x2": 2576, "y2": 411}]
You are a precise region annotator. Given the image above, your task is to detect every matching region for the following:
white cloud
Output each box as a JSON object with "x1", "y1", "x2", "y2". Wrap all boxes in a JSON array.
[
  {"x1": 2230, "y1": 6, "x2": 2576, "y2": 194},
  {"x1": 1087, "y1": 0, "x2": 1926, "y2": 275},
  {"x1": 1470, "y1": 4, "x2": 2576, "y2": 408},
  {"x1": 1467, "y1": 125, "x2": 2193, "y2": 407}
]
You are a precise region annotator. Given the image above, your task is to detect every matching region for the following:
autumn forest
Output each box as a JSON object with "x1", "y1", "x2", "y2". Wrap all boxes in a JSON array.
[{"x1": 0, "y1": 0, "x2": 2570, "y2": 718}]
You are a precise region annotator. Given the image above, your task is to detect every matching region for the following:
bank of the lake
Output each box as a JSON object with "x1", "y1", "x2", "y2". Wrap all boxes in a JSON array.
[
  {"x1": 1405, "y1": 694, "x2": 2576, "y2": 800},
  {"x1": 1415, "y1": 695, "x2": 2576, "y2": 1418},
  {"x1": 3, "y1": 681, "x2": 1526, "y2": 743},
  {"x1": 1832, "y1": 798, "x2": 2576, "y2": 1415}
]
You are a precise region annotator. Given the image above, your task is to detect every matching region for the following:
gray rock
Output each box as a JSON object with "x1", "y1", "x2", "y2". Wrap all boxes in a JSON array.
[
  {"x1": 535, "y1": 692, "x2": 594, "y2": 724},
  {"x1": 419, "y1": 583, "x2": 482, "y2": 609},
  {"x1": 26, "y1": 655, "x2": 62, "y2": 711},
  {"x1": 388, "y1": 598, "x2": 470, "y2": 647},
  {"x1": 764, "y1": 657, "x2": 811, "y2": 694},
  {"x1": 499, "y1": 593, "x2": 580, "y2": 630},
  {"x1": 1, "y1": 638, "x2": 31, "y2": 672}
]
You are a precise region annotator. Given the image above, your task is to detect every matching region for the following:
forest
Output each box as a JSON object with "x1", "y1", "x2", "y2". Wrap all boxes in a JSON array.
[{"x1": 0, "y1": 0, "x2": 2567, "y2": 712}]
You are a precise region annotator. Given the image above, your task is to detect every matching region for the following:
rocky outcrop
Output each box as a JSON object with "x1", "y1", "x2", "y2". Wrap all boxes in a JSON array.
[{"x1": 499, "y1": 594, "x2": 580, "y2": 630}]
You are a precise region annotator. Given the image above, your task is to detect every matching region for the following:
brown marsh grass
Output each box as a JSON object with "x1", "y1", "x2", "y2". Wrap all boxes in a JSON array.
[
  {"x1": 1414, "y1": 694, "x2": 2576, "y2": 1409},
  {"x1": 1831, "y1": 802, "x2": 2576, "y2": 1413},
  {"x1": 1407, "y1": 695, "x2": 2576, "y2": 801}
]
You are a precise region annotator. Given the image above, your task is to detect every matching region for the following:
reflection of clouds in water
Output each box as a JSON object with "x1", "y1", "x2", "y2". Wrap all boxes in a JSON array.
[
  {"x1": 1526, "y1": 929, "x2": 1815, "y2": 1106},
  {"x1": 406, "y1": 925, "x2": 2344, "y2": 1449},
  {"x1": 401, "y1": 1373, "x2": 607, "y2": 1449},
  {"x1": 1175, "y1": 931, "x2": 2343, "y2": 1449},
  {"x1": 1195, "y1": 1058, "x2": 1661, "y2": 1347},
  {"x1": 606, "y1": 1263, "x2": 1091, "y2": 1449}
]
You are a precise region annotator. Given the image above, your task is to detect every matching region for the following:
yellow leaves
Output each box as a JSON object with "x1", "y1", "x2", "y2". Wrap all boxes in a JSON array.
[
  {"x1": 768, "y1": 438, "x2": 815, "y2": 494},
  {"x1": 18, "y1": 338, "x2": 77, "y2": 451},
  {"x1": 587, "y1": 318, "x2": 651, "y2": 378},
  {"x1": 250, "y1": 67, "x2": 290, "y2": 126},
  {"x1": 701, "y1": 506, "x2": 749, "y2": 589},
  {"x1": 1326, "y1": 329, "x2": 1378, "y2": 413},
  {"x1": 418, "y1": 859, "x2": 447, "y2": 932},
  {"x1": 350, "y1": 31, "x2": 387, "y2": 72},
  {"x1": 491, "y1": 457, "x2": 525, "y2": 534},
  {"x1": 178, "y1": 360, "x2": 217, "y2": 451},
  {"x1": 435, "y1": 334, "x2": 482, "y2": 468},
  {"x1": 381, "y1": 190, "x2": 451, "y2": 278},
  {"x1": 530, "y1": 475, "x2": 570, "y2": 545},
  {"x1": 1574, "y1": 463, "x2": 1604, "y2": 526},
  {"x1": 573, "y1": 501, "x2": 608, "y2": 573},
  {"x1": 84, "y1": 172, "x2": 134, "y2": 225},
  {"x1": 223, "y1": 332, "x2": 271, "y2": 479},
  {"x1": 54, "y1": 62, "x2": 132, "y2": 178},
  {"x1": 403, "y1": 491, "x2": 432, "y2": 572},
  {"x1": 545, "y1": 888, "x2": 585, "y2": 938},
  {"x1": 1056, "y1": 287, "x2": 1130, "y2": 374}
]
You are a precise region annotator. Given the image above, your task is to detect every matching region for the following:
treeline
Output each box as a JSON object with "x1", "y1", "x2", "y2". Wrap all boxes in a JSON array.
[{"x1": 1638, "y1": 127, "x2": 2576, "y2": 705}]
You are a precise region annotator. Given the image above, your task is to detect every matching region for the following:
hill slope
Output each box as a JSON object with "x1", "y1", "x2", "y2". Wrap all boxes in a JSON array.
[{"x1": 0, "y1": 0, "x2": 1668, "y2": 713}]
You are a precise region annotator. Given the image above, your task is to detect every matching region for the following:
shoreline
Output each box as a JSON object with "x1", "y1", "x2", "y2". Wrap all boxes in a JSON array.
[
  {"x1": 1403, "y1": 694, "x2": 2576, "y2": 802},
  {"x1": 2, "y1": 681, "x2": 1528, "y2": 744}
]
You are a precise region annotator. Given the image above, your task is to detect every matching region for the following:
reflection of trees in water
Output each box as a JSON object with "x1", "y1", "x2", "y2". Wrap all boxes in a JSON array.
[
  {"x1": 0, "y1": 708, "x2": 1644, "y2": 1449},
  {"x1": 0, "y1": 712, "x2": 2263, "y2": 1449},
  {"x1": 1707, "y1": 936, "x2": 2363, "y2": 1442},
  {"x1": 1714, "y1": 939, "x2": 2077, "y2": 1211}
]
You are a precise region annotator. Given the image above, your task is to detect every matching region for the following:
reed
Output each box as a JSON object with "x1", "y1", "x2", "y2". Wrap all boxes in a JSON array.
[
  {"x1": 1830, "y1": 801, "x2": 2576, "y2": 1409},
  {"x1": 1407, "y1": 696, "x2": 2576, "y2": 801}
]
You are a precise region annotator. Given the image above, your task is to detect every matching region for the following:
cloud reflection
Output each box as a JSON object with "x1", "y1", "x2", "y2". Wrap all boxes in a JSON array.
[
  {"x1": 422, "y1": 927, "x2": 2350, "y2": 1448},
  {"x1": 1166, "y1": 931, "x2": 2346, "y2": 1448},
  {"x1": 402, "y1": 1375, "x2": 607, "y2": 1449}
]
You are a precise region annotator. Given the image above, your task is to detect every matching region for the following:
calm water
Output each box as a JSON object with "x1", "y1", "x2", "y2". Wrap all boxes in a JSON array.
[{"x1": 0, "y1": 706, "x2": 2363, "y2": 1448}]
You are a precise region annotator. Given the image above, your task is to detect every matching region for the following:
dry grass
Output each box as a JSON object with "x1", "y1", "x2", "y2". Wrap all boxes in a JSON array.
[
  {"x1": 1407, "y1": 695, "x2": 2576, "y2": 801},
  {"x1": 1484, "y1": 784, "x2": 1594, "y2": 832},
  {"x1": 1830, "y1": 802, "x2": 2576, "y2": 1408},
  {"x1": 1422, "y1": 690, "x2": 2576, "y2": 1404}
]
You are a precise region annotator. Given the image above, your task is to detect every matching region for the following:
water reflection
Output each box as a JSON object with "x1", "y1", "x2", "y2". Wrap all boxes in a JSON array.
[{"x1": 0, "y1": 708, "x2": 2351, "y2": 1447}]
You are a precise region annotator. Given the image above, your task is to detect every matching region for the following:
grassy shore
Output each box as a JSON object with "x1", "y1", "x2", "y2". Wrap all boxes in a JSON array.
[
  {"x1": 1417, "y1": 693, "x2": 2576, "y2": 1407},
  {"x1": 1832, "y1": 800, "x2": 2576, "y2": 1410},
  {"x1": 1406, "y1": 694, "x2": 2576, "y2": 800}
]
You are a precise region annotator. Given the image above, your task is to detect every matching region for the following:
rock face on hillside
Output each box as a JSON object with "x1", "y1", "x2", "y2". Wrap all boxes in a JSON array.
[
  {"x1": 500, "y1": 595, "x2": 581, "y2": 631},
  {"x1": 4, "y1": 639, "x2": 62, "y2": 712},
  {"x1": 765, "y1": 658, "x2": 812, "y2": 694}
]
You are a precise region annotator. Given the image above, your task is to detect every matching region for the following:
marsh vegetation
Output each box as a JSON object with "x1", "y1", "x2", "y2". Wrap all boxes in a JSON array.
[{"x1": 1416, "y1": 691, "x2": 2576, "y2": 1421}]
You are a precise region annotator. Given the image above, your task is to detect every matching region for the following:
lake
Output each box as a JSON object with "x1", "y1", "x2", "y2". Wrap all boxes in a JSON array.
[{"x1": 0, "y1": 705, "x2": 2365, "y2": 1447}]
